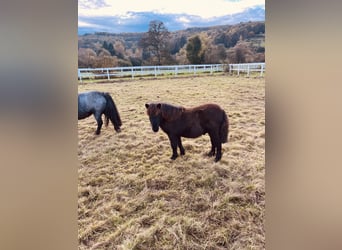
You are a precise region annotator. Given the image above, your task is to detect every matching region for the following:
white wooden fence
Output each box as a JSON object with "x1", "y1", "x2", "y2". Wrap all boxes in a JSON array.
[
  {"x1": 229, "y1": 63, "x2": 265, "y2": 76},
  {"x1": 78, "y1": 63, "x2": 265, "y2": 82}
]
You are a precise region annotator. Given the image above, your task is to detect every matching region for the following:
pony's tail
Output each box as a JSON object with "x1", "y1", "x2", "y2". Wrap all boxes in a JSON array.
[
  {"x1": 220, "y1": 110, "x2": 229, "y2": 143},
  {"x1": 102, "y1": 92, "x2": 122, "y2": 131}
]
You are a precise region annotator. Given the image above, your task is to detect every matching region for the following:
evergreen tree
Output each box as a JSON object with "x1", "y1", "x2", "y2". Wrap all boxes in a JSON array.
[
  {"x1": 102, "y1": 41, "x2": 108, "y2": 50},
  {"x1": 107, "y1": 43, "x2": 116, "y2": 56},
  {"x1": 186, "y1": 36, "x2": 205, "y2": 64}
]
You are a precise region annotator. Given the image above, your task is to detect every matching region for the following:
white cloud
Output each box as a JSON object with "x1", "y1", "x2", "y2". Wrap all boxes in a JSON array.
[
  {"x1": 177, "y1": 16, "x2": 191, "y2": 24},
  {"x1": 78, "y1": 21, "x2": 104, "y2": 28},
  {"x1": 78, "y1": 0, "x2": 265, "y2": 18}
]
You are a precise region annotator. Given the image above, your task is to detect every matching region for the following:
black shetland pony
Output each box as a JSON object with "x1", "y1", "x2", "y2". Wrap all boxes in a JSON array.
[
  {"x1": 145, "y1": 102, "x2": 229, "y2": 162},
  {"x1": 78, "y1": 91, "x2": 122, "y2": 135}
]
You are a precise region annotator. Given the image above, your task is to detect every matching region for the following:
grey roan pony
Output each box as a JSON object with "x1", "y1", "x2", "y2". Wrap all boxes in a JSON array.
[{"x1": 78, "y1": 91, "x2": 122, "y2": 135}]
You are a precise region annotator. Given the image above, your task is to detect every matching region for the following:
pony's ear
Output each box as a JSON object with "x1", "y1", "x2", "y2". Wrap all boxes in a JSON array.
[
  {"x1": 157, "y1": 103, "x2": 162, "y2": 109},
  {"x1": 145, "y1": 103, "x2": 149, "y2": 109}
]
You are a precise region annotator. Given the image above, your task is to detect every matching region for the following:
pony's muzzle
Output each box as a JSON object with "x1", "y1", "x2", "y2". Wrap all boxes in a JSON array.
[{"x1": 152, "y1": 127, "x2": 159, "y2": 132}]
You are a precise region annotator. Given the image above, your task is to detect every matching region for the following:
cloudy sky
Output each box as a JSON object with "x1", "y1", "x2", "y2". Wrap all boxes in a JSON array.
[{"x1": 78, "y1": 0, "x2": 265, "y2": 34}]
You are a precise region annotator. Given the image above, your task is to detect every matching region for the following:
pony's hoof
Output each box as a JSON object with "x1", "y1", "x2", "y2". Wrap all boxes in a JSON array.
[
  {"x1": 208, "y1": 151, "x2": 215, "y2": 157},
  {"x1": 214, "y1": 156, "x2": 221, "y2": 162},
  {"x1": 170, "y1": 155, "x2": 178, "y2": 160},
  {"x1": 115, "y1": 128, "x2": 121, "y2": 133}
]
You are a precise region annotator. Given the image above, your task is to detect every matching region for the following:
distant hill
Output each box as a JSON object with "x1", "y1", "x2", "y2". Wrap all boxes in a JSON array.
[{"x1": 78, "y1": 21, "x2": 265, "y2": 68}]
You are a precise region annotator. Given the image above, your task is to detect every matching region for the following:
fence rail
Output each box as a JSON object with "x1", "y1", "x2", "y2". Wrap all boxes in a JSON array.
[{"x1": 78, "y1": 63, "x2": 265, "y2": 82}]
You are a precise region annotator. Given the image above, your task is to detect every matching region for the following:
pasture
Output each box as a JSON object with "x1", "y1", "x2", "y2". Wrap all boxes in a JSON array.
[{"x1": 78, "y1": 75, "x2": 265, "y2": 249}]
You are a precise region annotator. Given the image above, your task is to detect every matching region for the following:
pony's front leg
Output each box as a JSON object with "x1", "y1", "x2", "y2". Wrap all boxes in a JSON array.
[{"x1": 168, "y1": 134, "x2": 179, "y2": 160}]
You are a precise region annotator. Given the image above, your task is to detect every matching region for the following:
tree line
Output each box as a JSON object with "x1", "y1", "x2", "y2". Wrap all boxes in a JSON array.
[{"x1": 78, "y1": 20, "x2": 265, "y2": 68}]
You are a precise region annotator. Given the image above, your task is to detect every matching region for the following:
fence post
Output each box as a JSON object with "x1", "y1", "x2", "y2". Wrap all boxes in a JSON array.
[
  {"x1": 107, "y1": 68, "x2": 110, "y2": 80},
  {"x1": 260, "y1": 64, "x2": 264, "y2": 77},
  {"x1": 131, "y1": 67, "x2": 134, "y2": 79},
  {"x1": 247, "y1": 64, "x2": 250, "y2": 77}
]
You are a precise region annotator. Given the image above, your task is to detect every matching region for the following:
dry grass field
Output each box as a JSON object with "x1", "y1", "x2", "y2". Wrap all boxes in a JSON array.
[{"x1": 78, "y1": 75, "x2": 265, "y2": 249}]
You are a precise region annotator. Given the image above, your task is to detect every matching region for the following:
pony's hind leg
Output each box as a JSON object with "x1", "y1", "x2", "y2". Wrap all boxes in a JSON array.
[
  {"x1": 94, "y1": 113, "x2": 103, "y2": 135},
  {"x1": 208, "y1": 135, "x2": 216, "y2": 157},
  {"x1": 208, "y1": 131, "x2": 222, "y2": 162},
  {"x1": 105, "y1": 115, "x2": 109, "y2": 127},
  {"x1": 208, "y1": 146, "x2": 216, "y2": 157},
  {"x1": 215, "y1": 143, "x2": 222, "y2": 162},
  {"x1": 178, "y1": 137, "x2": 185, "y2": 155}
]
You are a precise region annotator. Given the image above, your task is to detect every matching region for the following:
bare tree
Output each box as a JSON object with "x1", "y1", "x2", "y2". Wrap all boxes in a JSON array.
[
  {"x1": 78, "y1": 48, "x2": 97, "y2": 68},
  {"x1": 205, "y1": 44, "x2": 227, "y2": 64},
  {"x1": 227, "y1": 41, "x2": 254, "y2": 63},
  {"x1": 139, "y1": 20, "x2": 171, "y2": 65}
]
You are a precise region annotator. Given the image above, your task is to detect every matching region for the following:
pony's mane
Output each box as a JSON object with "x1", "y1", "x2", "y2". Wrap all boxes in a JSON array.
[{"x1": 160, "y1": 103, "x2": 185, "y2": 121}]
